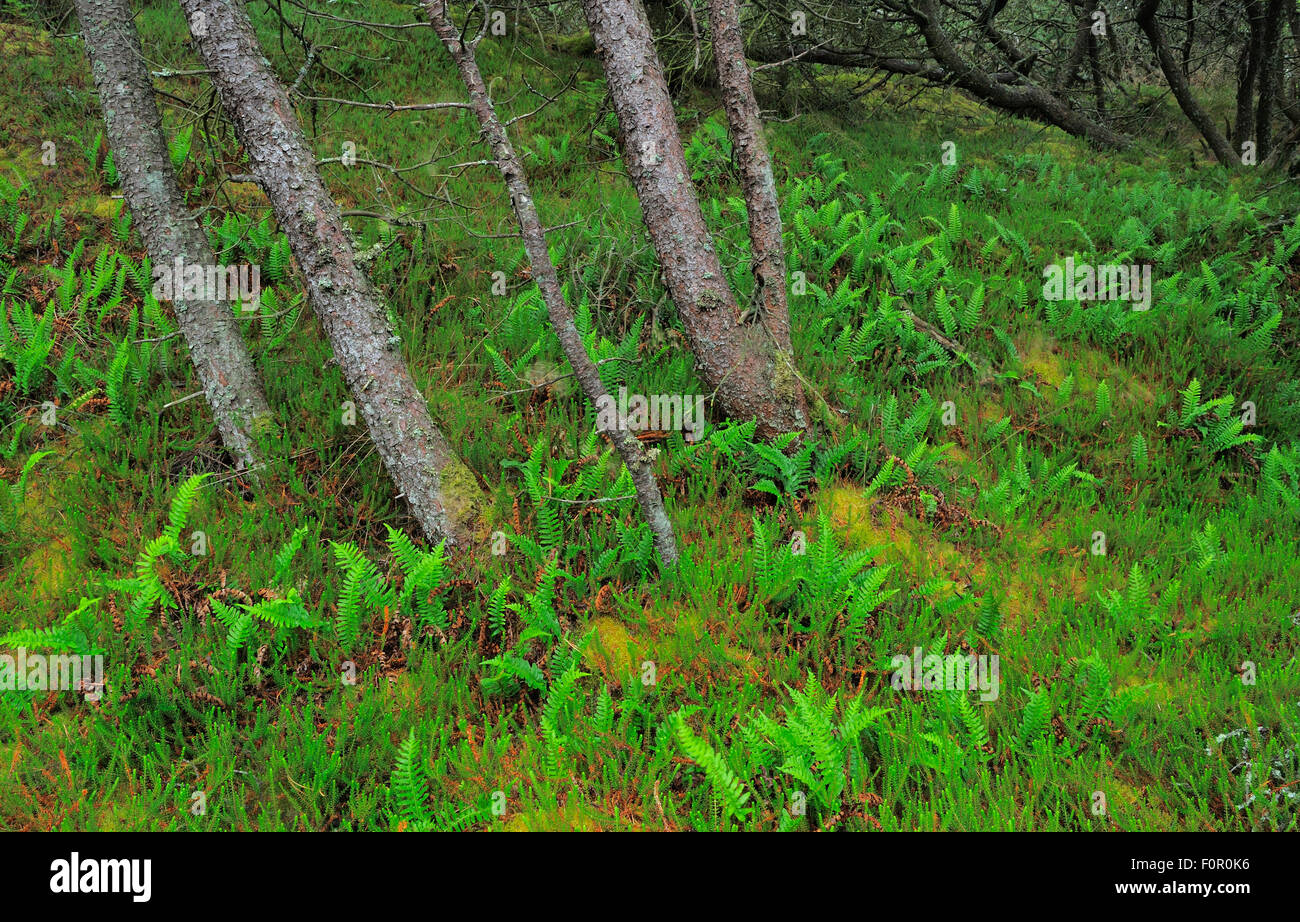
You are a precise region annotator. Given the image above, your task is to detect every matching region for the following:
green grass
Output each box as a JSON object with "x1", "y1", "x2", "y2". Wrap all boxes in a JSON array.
[{"x1": 0, "y1": 4, "x2": 1297, "y2": 831}]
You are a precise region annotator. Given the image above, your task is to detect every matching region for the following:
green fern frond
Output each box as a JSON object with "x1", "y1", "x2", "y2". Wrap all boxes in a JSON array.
[
  {"x1": 391, "y1": 729, "x2": 434, "y2": 830},
  {"x1": 955, "y1": 692, "x2": 991, "y2": 755},
  {"x1": 272, "y1": 526, "x2": 310, "y2": 586},
  {"x1": 330, "y1": 541, "x2": 394, "y2": 649},
  {"x1": 1094, "y1": 381, "x2": 1111, "y2": 418},
  {"x1": 106, "y1": 338, "x2": 132, "y2": 426},
  {"x1": 1178, "y1": 378, "x2": 1203, "y2": 427},
  {"x1": 486, "y1": 576, "x2": 512, "y2": 639},
  {"x1": 1130, "y1": 433, "x2": 1149, "y2": 471},
  {"x1": 1017, "y1": 687, "x2": 1051, "y2": 750},
  {"x1": 163, "y1": 474, "x2": 208, "y2": 545},
  {"x1": 671, "y1": 708, "x2": 751, "y2": 823}
]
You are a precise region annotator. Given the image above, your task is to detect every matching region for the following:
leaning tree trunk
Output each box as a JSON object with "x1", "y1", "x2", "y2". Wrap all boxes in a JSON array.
[
  {"x1": 179, "y1": 0, "x2": 482, "y2": 547},
  {"x1": 906, "y1": 0, "x2": 1130, "y2": 150},
  {"x1": 423, "y1": 0, "x2": 680, "y2": 566},
  {"x1": 75, "y1": 0, "x2": 271, "y2": 471},
  {"x1": 580, "y1": 0, "x2": 809, "y2": 439},
  {"x1": 1137, "y1": 0, "x2": 1237, "y2": 165},
  {"x1": 1260, "y1": 118, "x2": 1300, "y2": 170},
  {"x1": 707, "y1": 0, "x2": 793, "y2": 354}
]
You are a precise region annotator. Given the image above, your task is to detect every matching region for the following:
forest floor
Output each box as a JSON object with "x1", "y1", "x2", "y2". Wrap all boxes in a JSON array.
[{"x1": 0, "y1": 7, "x2": 1298, "y2": 830}]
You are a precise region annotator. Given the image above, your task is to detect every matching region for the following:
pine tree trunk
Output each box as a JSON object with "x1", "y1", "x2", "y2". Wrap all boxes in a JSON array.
[
  {"x1": 1234, "y1": 0, "x2": 1265, "y2": 151},
  {"x1": 179, "y1": 0, "x2": 483, "y2": 547},
  {"x1": 1255, "y1": 0, "x2": 1286, "y2": 159},
  {"x1": 423, "y1": 0, "x2": 680, "y2": 566},
  {"x1": 707, "y1": 0, "x2": 792, "y2": 353},
  {"x1": 1137, "y1": 0, "x2": 1237, "y2": 165},
  {"x1": 579, "y1": 0, "x2": 809, "y2": 439},
  {"x1": 1056, "y1": 5, "x2": 1092, "y2": 94},
  {"x1": 74, "y1": 0, "x2": 271, "y2": 471}
]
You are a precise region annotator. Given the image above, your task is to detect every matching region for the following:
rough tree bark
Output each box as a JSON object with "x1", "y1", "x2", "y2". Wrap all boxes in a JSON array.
[
  {"x1": 180, "y1": 0, "x2": 482, "y2": 547},
  {"x1": 1056, "y1": 4, "x2": 1093, "y2": 94},
  {"x1": 1255, "y1": 0, "x2": 1286, "y2": 159},
  {"x1": 75, "y1": 0, "x2": 271, "y2": 471},
  {"x1": 707, "y1": 0, "x2": 792, "y2": 353},
  {"x1": 1261, "y1": 6, "x2": 1300, "y2": 170},
  {"x1": 975, "y1": 0, "x2": 1036, "y2": 77},
  {"x1": 1290, "y1": 1, "x2": 1300, "y2": 71},
  {"x1": 579, "y1": 0, "x2": 809, "y2": 438},
  {"x1": 1260, "y1": 118, "x2": 1300, "y2": 170},
  {"x1": 1087, "y1": 26, "x2": 1105, "y2": 116},
  {"x1": 1137, "y1": 0, "x2": 1237, "y2": 165},
  {"x1": 1180, "y1": 0, "x2": 1195, "y2": 78},
  {"x1": 422, "y1": 0, "x2": 680, "y2": 566},
  {"x1": 1233, "y1": 0, "x2": 1265, "y2": 150},
  {"x1": 903, "y1": 0, "x2": 1131, "y2": 150}
]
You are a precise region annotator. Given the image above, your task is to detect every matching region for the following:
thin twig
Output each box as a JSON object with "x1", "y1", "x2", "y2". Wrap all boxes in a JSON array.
[{"x1": 163, "y1": 390, "x2": 204, "y2": 409}]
